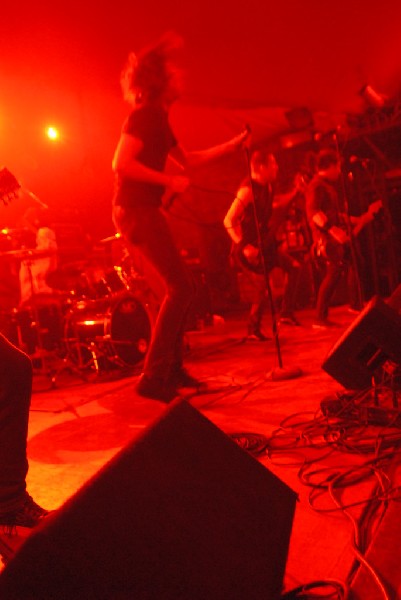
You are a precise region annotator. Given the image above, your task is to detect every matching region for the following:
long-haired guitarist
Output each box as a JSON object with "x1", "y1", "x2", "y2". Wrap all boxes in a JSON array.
[{"x1": 224, "y1": 150, "x2": 302, "y2": 341}]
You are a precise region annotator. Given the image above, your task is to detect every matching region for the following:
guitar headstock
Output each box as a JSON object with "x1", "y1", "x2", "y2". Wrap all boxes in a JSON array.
[
  {"x1": 368, "y1": 199, "x2": 383, "y2": 217},
  {"x1": 294, "y1": 172, "x2": 309, "y2": 193},
  {"x1": 0, "y1": 168, "x2": 21, "y2": 205}
]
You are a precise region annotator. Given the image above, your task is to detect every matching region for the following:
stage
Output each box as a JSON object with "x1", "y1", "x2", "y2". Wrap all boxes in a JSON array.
[{"x1": 1, "y1": 303, "x2": 401, "y2": 599}]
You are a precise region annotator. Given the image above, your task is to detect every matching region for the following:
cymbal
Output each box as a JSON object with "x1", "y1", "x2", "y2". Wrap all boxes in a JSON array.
[{"x1": 0, "y1": 248, "x2": 57, "y2": 260}]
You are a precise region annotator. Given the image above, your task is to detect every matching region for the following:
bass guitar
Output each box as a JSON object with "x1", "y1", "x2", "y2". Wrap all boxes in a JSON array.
[
  {"x1": 231, "y1": 173, "x2": 308, "y2": 275},
  {"x1": 314, "y1": 198, "x2": 383, "y2": 263}
]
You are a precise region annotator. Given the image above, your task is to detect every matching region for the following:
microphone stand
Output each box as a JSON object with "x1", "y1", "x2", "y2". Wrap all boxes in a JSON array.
[{"x1": 244, "y1": 145, "x2": 302, "y2": 381}]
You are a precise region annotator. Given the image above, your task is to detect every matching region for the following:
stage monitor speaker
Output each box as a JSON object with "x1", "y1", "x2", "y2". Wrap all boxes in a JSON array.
[
  {"x1": 322, "y1": 296, "x2": 401, "y2": 390},
  {"x1": 0, "y1": 399, "x2": 297, "y2": 600},
  {"x1": 387, "y1": 283, "x2": 401, "y2": 313}
]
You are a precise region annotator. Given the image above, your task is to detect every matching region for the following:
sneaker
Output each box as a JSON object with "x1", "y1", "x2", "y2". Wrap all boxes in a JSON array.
[
  {"x1": 246, "y1": 329, "x2": 270, "y2": 342},
  {"x1": 171, "y1": 367, "x2": 202, "y2": 389},
  {"x1": 348, "y1": 306, "x2": 362, "y2": 315},
  {"x1": 135, "y1": 373, "x2": 178, "y2": 403},
  {"x1": 279, "y1": 314, "x2": 301, "y2": 326},
  {"x1": 0, "y1": 494, "x2": 49, "y2": 529},
  {"x1": 312, "y1": 319, "x2": 341, "y2": 330}
]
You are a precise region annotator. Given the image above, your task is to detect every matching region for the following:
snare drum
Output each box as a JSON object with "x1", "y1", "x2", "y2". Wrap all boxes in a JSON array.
[{"x1": 64, "y1": 292, "x2": 151, "y2": 367}]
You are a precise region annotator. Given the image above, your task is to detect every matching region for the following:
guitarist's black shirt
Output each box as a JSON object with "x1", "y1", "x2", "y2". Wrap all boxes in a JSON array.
[
  {"x1": 305, "y1": 174, "x2": 346, "y2": 262},
  {"x1": 241, "y1": 179, "x2": 274, "y2": 247},
  {"x1": 113, "y1": 103, "x2": 177, "y2": 210},
  {"x1": 305, "y1": 174, "x2": 341, "y2": 239}
]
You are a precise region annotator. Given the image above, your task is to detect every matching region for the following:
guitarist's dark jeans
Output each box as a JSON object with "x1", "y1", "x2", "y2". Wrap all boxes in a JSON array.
[
  {"x1": 246, "y1": 251, "x2": 301, "y2": 332},
  {"x1": 0, "y1": 334, "x2": 30, "y2": 515},
  {"x1": 316, "y1": 260, "x2": 345, "y2": 321},
  {"x1": 113, "y1": 204, "x2": 196, "y2": 382}
]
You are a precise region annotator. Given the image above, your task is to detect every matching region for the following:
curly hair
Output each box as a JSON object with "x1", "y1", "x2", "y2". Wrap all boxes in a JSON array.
[{"x1": 120, "y1": 31, "x2": 184, "y2": 106}]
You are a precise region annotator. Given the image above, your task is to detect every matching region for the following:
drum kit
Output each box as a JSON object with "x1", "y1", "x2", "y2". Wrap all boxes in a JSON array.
[{"x1": 0, "y1": 235, "x2": 153, "y2": 384}]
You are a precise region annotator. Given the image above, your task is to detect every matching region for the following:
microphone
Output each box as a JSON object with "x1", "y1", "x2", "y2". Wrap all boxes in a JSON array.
[{"x1": 349, "y1": 156, "x2": 372, "y2": 168}]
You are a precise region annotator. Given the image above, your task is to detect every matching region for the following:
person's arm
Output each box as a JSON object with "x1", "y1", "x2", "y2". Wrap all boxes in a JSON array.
[
  {"x1": 348, "y1": 199, "x2": 383, "y2": 236},
  {"x1": 311, "y1": 211, "x2": 348, "y2": 244},
  {"x1": 112, "y1": 133, "x2": 189, "y2": 193},
  {"x1": 308, "y1": 183, "x2": 348, "y2": 244},
  {"x1": 169, "y1": 128, "x2": 249, "y2": 169},
  {"x1": 223, "y1": 186, "x2": 249, "y2": 245},
  {"x1": 224, "y1": 187, "x2": 260, "y2": 264},
  {"x1": 273, "y1": 173, "x2": 306, "y2": 209}
]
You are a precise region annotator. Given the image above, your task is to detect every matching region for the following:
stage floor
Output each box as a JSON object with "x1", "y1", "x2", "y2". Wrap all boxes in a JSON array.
[{"x1": 2, "y1": 302, "x2": 401, "y2": 598}]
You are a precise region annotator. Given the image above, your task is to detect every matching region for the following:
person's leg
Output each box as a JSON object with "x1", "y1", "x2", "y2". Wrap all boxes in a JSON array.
[
  {"x1": 276, "y1": 251, "x2": 302, "y2": 323},
  {"x1": 0, "y1": 335, "x2": 48, "y2": 529},
  {"x1": 113, "y1": 205, "x2": 195, "y2": 398},
  {"x1": 136, "y1": 211, "x2": 195, "y2": 380},
  {"x1": 315, "y1": 261, "x2": 344, "y2": 322},
  {"x1": 0, "y1": 334, "x2": 31, "y2": 514}
]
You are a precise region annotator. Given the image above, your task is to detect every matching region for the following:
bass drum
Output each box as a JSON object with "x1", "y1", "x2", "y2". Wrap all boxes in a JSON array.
[{"x1": 64, "y1": 292, "x2": 151, "y2": 368}]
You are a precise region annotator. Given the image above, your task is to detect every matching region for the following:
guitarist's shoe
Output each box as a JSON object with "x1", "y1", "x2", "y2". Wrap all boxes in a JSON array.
[
  {"x1": 0, "y1": 494, "x2": 49, "y2": 529},
  {"x1": 246, "y1": 329, "x2": 270, "y2": 342},
  {"x1": 278, "y1": 313, "x2": 301, "y2": 326},
  {"x1": 0, "y1": 494, "x2": 50, "y2": 564},
  {"x1": 312, "y1": 319, "x2": 342, "y2": 330},
  {"x1": 135, "y1": 373, "x2": 178, "y2": 403},
  {"x1": 171, "y1": 367, "x2": 202, "y2": 389}
]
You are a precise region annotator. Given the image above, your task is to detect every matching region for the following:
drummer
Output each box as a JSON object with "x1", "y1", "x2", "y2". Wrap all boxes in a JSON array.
[{"x1": 17, "y1": 207, "x2": 58, "y2": 305}]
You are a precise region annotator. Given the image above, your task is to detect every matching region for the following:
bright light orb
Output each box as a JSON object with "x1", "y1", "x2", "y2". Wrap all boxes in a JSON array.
[{"x1": 46, "y1": 126, "x2": 59, "y2": 141}]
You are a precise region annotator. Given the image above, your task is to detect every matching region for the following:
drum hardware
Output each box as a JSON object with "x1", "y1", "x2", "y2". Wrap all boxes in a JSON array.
[
  {"x1": 96, "y1": 265, "x2": 129, "y2": 297},
  {"x1": 62, "y1": 293, "x2": 152, "y2": 376},
  {"x1": 6, "y1": 254, "x2": 87, "y2": 388}
]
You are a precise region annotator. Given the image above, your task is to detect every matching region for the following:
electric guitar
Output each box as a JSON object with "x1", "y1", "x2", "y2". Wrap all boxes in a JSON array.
[
  {"x1": 0, "y1": 168, "x2": 20, "y2": 205},
  {"x1": 314, "y1": 198, "x2": 383, "y2": 262},
  {"x1": 231, "y1": 173, "x2": 308, "y2": 274}
]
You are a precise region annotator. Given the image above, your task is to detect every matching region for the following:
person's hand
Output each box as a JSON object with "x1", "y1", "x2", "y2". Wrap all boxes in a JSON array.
[
  {"x1": 169, "y1": 175, "x2": 190, "y2": 194},
  {"x1": 243, "y1": 243, "x2": 259, "y2": 264},
  {"x1": 329, "y1": 225, "x2": 348, "y2": 245},
  {"x1": 232, "y1": 126, "x2": 251, "y2": 150}
]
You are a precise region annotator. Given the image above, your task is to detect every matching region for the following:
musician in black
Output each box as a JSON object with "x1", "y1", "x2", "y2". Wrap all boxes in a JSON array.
[
  {"x1": 224, "y1": 150, "x2": 302, "y2": 341},
  {"x1": 0, "y1": 334, "x2": 49, "y2": 536},
  {"x1": 305, "y1": 149, "x2": 353, "y2": 328},
  {"x1": 306, "y1": 149, "x2": 384, "y2": 328}
]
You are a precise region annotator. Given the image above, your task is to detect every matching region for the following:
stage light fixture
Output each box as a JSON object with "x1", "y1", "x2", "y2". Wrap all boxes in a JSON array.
[
  {"x1": 359, "y1": 84, "x2": 387, "y2": 108},
  {"x1": 46, "y1": 126, "x2": 59, "y2": 141}
]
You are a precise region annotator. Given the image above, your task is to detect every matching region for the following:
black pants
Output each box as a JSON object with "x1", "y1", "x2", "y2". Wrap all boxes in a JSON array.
[
  {"x1": 246, "y1": 249, "x2": 301, "y2": 332},
  {"x1": 0, "y1": 334, "x2": 31, "y2": 514},
  {"x1": 113, "y1": 204, "x2": 196, "y2": 381},
  {"x1": 315, "y1": 259, "x2": 346, "y2": 321}
]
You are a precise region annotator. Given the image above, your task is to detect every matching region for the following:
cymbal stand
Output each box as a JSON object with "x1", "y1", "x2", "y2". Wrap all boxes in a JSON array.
[
  {"x1": 20, "y1": 259, "x2": 89, "y2": 389},
  {"x1": 58, "y1": 310, "x2": 104, "y2": 382}
]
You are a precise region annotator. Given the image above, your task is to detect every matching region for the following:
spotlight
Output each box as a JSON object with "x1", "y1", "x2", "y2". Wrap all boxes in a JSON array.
[{"x1": 46, "y1": 126, "x2": 59, "y2": 141}]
